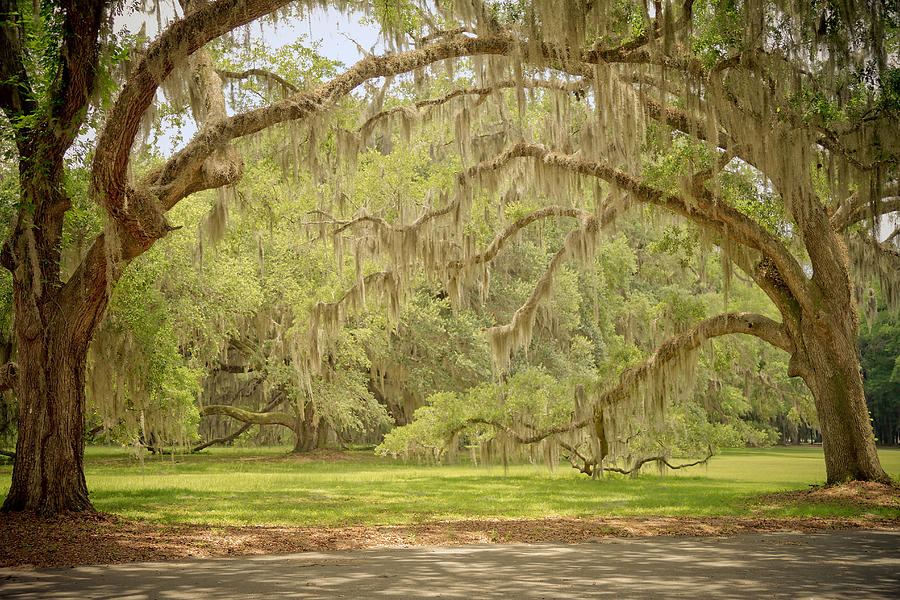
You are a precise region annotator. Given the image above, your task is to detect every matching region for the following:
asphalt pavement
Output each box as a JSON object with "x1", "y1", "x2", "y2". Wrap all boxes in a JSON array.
[{"x1": 1, "y1": 529, "x2": 897, "y2": 599}]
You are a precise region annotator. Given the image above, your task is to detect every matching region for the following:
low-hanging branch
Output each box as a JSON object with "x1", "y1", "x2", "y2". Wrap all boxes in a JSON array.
[
  {"x1": 466, "y1": 417, "x2": 593, "y2": 445},
  {"x1": 199, "y1": 404, "x2": 295, "y2": 429},
  {"x1": 559, "y1": 439, "x2": 714, "y2": 476},
  {"x1": 599, "y1": 311, "x2": 793, "y2": 406},
  {"x1": 193, "y1": 392, "x2": 288, "y2": 452},
  {"x1": 453, "y1": 311, "x2": 792, "y2": 450}
]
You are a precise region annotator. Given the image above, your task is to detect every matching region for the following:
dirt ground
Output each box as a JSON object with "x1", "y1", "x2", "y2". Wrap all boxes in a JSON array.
[{"x1": 2, "y1": 481, "x2": 898, "y2": 569}]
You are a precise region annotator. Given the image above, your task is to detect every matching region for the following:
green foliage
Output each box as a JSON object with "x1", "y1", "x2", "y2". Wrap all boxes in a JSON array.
[
  {"x1": 376, "y1": 367, "x2": 572, "y2": 460},
  {"x1": 860, "y1": 306, "x2": 900, "y2": 445}
]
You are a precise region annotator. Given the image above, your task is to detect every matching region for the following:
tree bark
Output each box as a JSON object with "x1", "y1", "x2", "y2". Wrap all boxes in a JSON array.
[
  {"x1": 796, "y1": 315, "x2": 889, "y2": 484},
  {"x1": 1, "y1": 308, "x2": 96, "y2": 513},
  {"x1": 291, "y1": 402, "x2": 320, "y2": 453}
]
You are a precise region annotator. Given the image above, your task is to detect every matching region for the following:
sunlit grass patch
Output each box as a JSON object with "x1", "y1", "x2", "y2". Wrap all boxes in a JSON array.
[{"x1": 1, "y1": 446, "x2": 898, "y2": 526}]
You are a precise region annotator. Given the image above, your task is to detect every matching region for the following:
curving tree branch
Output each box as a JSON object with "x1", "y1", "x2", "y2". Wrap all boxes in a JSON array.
[
  {"x1": 600, "y1": 312, "x2": 793, "y2": 408},
  {"x1": 91, "y1": 0, "x2": 296, "y2": 243},
  {"x1": 559, "y1": 439, "x2": 714, "y2": 477},
  {"x1": 447, "y1": 205, "x2": 597, "y2": 271},
  {"x1": 215, "y1": 67, "x2": 300, "y2": 94},
  {"x1": 199, "y1": 404, "x2": 295, "y2": 429},
  {"x1": 193, "y1": 392, "x2": 287, "y2": 452},
  {"x1": 486, "y1": 212, "x2": 599, "y2": 370},
  {"x1": 496, "y1": 142, "x2": 814, "y2": 315},
  {"x1": 351, "y1": 77, "x2": 588, "y2": 136},
  {"x1": 461, "y1": 312, "x2": 792, "y2": 451}
]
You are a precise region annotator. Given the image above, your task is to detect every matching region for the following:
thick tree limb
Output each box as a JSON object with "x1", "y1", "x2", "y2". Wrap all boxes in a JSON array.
[
  {"x1": 0, "y1": 361, "x2": 16, "y2": 392},
  {"x1": 464, "y1": 312, "x2": 791, "y2": 450},
  {"x1": 0, "y1": 0, "x2": 36, "y2": 122},
  {"x1": 92, "y1": 0, "x2": 296, "y2": 241},
  {"x1": 193, "y1": 393, "x2": 287, "y2": 451},
  {"x1": 199, "y1": 404, "x2": 295, "y2": 429},
  {"x1": 143, "y1": 32, "x2": 521, "y2": 212},
  {"x1": 48, "y1": 0, "x2": 105, "y2": 155},
  {"x1": 601, "y1": 312, "x2": 793, "y2": 408},
  {"x1": 499, "y1": 142, "x2": 814, "y2": 315}
]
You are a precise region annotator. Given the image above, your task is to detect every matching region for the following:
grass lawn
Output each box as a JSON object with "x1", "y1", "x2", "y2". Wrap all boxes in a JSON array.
[{"x1": 1, "y1": 446, "x2": 898, "y2": 526}]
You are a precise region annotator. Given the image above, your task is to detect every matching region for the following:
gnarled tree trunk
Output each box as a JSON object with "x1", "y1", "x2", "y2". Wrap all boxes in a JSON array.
[
  {"x1": 1, "y1": 193, "x2": 112, "y2": 513},
  {"x1": 795, "y1": 310, "x2": 887, "y2": 484},
  {"x1": 3, "y1": 321, "x2": 93, "y2": 513}
]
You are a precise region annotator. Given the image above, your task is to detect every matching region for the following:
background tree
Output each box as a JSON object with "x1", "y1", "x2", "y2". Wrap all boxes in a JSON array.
[{"x1": 859, "y1": 299, "x2": 900, "y2": 446}]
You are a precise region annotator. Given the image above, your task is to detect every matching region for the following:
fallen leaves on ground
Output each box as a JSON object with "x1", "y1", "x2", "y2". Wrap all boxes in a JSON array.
[
  {"x1": 2, "y1": 481, "x2": 898, "y2": 570},
  {"x1": 756, "y1": 480, "x2": 900, "y2": 509}
]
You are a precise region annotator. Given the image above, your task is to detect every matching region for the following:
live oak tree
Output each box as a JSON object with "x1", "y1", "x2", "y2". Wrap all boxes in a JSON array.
[{"x1": 0, "y1": 0, "x2": 896, "y2": 514}]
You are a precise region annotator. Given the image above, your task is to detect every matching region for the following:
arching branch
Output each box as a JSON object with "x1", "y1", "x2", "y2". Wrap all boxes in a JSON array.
[
  {"x1": 352, "y1": 77, "x2": 588, "y2": 136},
  {"x1": 498, "y1": 142, "x2": 814, "y2": 315},
  {"x1": 193, "y1": 392, "x2": 287, "y2": 452},
  {"x1": 467, "y1": 417, "x2": 592, "y2": 445},
  {"x1": 559, "y1": 439, "x2": 714, "y2": 476},
  {"x1": 487, "y1": 213, "x2": 599, "y2": 371},
  {"x1": 468, "y1": 312, "x2": 792, "y2": 447},
  {"x1": 92, "y1": 0, "x2": 296, "y2": 221},
  {"x1": 215, "y1": 68, "x2": 300, "y2": 94},
  {"x1": 199, "y1": 404, "x2": 295, "y2": 429},
  {"x1": 144, "y1": 32, "x2": 521, "y2": 212},
  {"x1": 834, "y1": 196, "x2": 900, "y2": 232},
  {"x1": 447, "y1": 205, "x2": 596, "y2": 271},
  {"x1": 601, "y1": 312, "x2": 794, "y2": 408}
]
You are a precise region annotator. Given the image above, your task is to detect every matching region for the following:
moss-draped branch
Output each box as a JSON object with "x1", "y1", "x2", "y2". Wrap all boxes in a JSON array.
[{"x1": 200, "y1": 404, "x2": 295, "y2": 429}]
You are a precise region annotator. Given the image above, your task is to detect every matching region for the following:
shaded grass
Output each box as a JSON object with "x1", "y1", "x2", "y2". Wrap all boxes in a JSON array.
[{"x1": 1, "y1": 446, "x2": 898, "y2": 526}]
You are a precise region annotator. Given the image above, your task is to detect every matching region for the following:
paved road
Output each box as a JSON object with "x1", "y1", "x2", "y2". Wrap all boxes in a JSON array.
[{"x1": 1, "y1": 530, "x2": 897, "y2": 599}]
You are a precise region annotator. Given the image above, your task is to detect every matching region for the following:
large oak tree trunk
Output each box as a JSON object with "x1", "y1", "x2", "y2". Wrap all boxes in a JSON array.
[
  {"x1": 2, "y1": 326, "x2": 93, "y2": 512},
  {"x1": 799, "y1": 319, "x2": 888, "y2": 484},
  {"x1": 1, "y1": 173, "x2": 112, "y2": 513}
]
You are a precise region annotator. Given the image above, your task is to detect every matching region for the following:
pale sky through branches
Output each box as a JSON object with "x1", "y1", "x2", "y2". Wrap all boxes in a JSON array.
[{"x1": 117, "y1": 2, "x2": 382, "y2": 153}]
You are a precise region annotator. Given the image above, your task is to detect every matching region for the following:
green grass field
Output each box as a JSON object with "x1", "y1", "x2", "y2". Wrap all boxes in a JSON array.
[{"x1": 1, "y1": 446, "x2": 898, "y2": 526}]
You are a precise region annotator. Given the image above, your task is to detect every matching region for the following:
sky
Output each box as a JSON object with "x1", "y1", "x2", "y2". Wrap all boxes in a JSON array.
[
  {"x1": 119, "y1": 2, "x2": 384, "y2": 68},
  {"x1": 116, "y1": 2, "x2": 384, "y2": 154}
]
